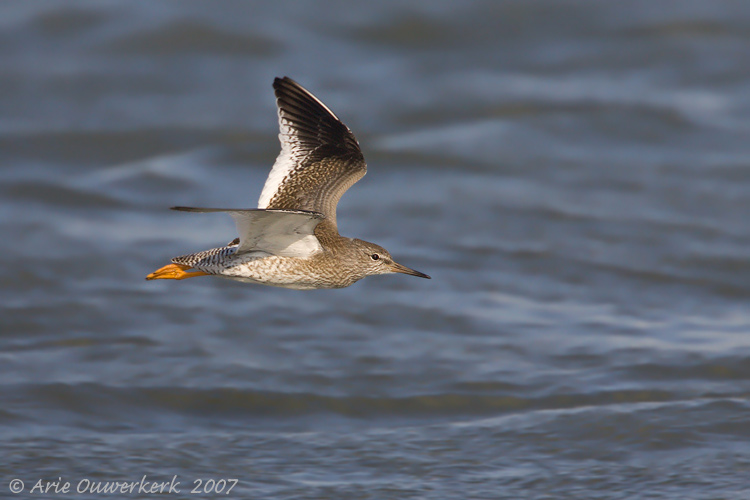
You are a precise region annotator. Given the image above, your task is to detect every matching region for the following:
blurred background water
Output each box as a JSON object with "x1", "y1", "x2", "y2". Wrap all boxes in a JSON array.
[{"x1": 2, "y1": 1, "x2": 750, "y2": 498}]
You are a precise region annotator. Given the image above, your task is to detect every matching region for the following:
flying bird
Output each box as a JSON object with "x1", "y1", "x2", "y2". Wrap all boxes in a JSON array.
[{"x1": 146, "y1": 77, "x2": 430, "y2": 289}]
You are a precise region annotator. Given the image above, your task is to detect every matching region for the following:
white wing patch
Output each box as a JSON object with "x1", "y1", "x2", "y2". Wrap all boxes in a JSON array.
[
  {"x1": 228, "y1": 209, "x2": 324, "y2": 258},
  {"x1": 257, "y1": 121, "x2": 297, "y2": 209},
  {"x1": 172, "y1": 207, "x2": 325, "y2": 259}
]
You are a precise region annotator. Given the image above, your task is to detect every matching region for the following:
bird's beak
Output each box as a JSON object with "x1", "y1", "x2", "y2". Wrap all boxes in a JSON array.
[{"x1": 390, "y1": 261, "x2": 431, "y2": 279}]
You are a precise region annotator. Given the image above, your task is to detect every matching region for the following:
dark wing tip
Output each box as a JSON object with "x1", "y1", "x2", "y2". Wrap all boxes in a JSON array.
[
  {"x1": 273, "y1": 76, "x2": 309, "y2": 101},
  {"x1": 273, "y1": 75, "x2": 339, "y2": 120},
  {"x1": 271, "y1": 76, "x2": 363, "y2": 159},
  {"x1": 273, "y1": 75, "x2": 297, "y2": 90}
]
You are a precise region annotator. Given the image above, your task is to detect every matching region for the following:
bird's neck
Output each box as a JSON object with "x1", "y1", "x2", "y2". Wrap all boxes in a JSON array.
[{"x1": 314, "y1": 219, "x2": 343, "y2": 247}]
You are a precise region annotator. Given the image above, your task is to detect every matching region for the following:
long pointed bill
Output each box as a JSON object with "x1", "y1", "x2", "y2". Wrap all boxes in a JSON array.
[{"x1": 390, "y1": 261, "x2": 431, "y2": 279}]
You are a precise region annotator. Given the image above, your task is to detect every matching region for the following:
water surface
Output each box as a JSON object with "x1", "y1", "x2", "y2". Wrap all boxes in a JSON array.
[{"x1": 2, "y1": 1, "x2": 750, "y2": 498}]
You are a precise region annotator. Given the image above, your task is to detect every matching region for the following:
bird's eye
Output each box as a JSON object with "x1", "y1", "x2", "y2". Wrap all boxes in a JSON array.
[{"x1": 371, "y1": 253, "x2": 380, "y2": 261}]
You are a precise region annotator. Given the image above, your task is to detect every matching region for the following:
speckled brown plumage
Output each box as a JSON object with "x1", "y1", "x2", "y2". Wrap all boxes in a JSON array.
[{"x1": 264, "y1": 77, "x2": 366, "y2": 227}]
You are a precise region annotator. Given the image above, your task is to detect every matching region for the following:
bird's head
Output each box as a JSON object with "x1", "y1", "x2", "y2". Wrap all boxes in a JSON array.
[{"x1": 351, "y1": 239, "x2": 431, "y2": 280}]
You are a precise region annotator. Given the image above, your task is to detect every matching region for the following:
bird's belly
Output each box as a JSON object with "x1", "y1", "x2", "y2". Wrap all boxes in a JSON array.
[{"x1": 212, "y1": 256, "x2": 343, "y2": 290}]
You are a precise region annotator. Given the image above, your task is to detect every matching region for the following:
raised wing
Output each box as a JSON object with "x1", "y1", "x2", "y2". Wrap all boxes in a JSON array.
[
  {"x1": 257, "y1": 77, "x2": 366, "y2": 228},
  {"x1": 172, "y1": 207, "x2": 325, "y2": 258}
]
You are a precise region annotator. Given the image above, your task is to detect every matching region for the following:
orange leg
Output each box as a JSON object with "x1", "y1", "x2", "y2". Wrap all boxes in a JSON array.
[{"x1": 146, "y1": 263, "x2": 210, "y2": 281}]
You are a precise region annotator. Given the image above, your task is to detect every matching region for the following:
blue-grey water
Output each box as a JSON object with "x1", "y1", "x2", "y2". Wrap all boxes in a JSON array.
[{"x1": 2, "y1": 1, "x2": 750, "y2": 498}]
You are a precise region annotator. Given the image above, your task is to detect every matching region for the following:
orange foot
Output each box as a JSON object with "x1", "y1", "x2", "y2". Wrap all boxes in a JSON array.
[{"x1": 146, "y1": 263, "x2": 210, "y2": 281}]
